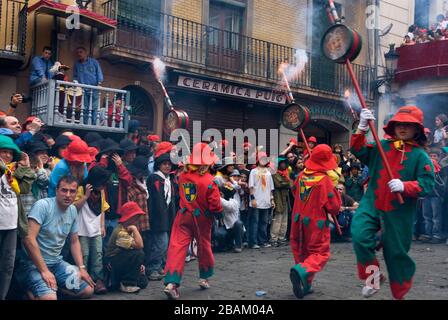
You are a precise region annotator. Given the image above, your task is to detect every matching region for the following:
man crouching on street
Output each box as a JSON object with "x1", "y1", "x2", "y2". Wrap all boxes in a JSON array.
[{"x1": 21, "y1": 175, "x2": 95, "y2": 300}]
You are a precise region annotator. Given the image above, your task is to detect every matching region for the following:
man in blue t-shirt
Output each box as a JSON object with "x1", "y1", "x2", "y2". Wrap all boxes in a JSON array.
[
  {"x1": 29, "y1": 47, "x2": 54, "y2": 86},
  {"x1": 73, "y1": 47, "x2": 104, "y2": 125},
  {"x1": 21, "y1": 176, "x2": 95, "y2": 300}
]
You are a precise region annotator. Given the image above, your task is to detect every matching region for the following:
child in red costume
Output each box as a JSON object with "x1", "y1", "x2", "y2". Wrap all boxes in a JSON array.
[
  {"x1": 163, "y1": 143, "x2": 223, "y2": 299},
  {"x1": 290, "y1": 144, "x2": 341, "y2": 299}
]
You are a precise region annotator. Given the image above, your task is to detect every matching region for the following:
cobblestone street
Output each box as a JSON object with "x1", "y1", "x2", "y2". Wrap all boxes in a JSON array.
[{"x1": 93, "y1": 242, "x2": 448, "y2": 300}]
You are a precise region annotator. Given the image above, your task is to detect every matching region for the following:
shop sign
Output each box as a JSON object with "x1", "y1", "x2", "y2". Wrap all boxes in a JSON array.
[
  {"x1": 177, "y1": 76, "x2": 286, "y2": 105},
  {"x1": 308, "y1": 105, "x2": 353, "y2": 126}
]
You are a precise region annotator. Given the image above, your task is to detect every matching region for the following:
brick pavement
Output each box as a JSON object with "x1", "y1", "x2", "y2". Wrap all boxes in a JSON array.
[{"x1": 93, "y1": 242, "x2": 448, "y2": 300}]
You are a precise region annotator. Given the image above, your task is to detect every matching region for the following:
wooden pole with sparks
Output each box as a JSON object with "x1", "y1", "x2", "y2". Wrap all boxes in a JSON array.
[
  {"x1": 279, "y1": 69, "x2": 312, "y2": 155},
  {"x1": 324, "y1": 0, "x2": 404, "y2": 204}
]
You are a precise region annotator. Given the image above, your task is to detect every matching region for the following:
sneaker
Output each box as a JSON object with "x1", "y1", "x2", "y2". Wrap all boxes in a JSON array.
[
  {"x1": 243, "y1": 242, "x2": 249, "y2": 248},
  {"x1": 250, "y1": 245, "x2": 260, "y2": 249},
  {"x1": 148, "y1": 271, "x2": 164, "y2": 281},
  {"x1": 419, "y1": 235, "x2": 432, "y2": 243},
  {"x1": 261, "y1": 243, "x2": 272, "y2": 248},
  {"x1": 429, "y1": 238, "x2": 444, "y2": 244},
  {"x1": 361, "y1": 285, "x2": 379, "y2": 298},
  {"x1": 185, "y1": 255, "x2": 191, "y2": 263},
  {"x1": 234, "y1": 247, "x2": 243, "y2": 253},
  {"x1": 94, "y1": 279, "x2": 108, "y2": 295},
  {"x1": 119, "y1": 282, "x2": 140, "y2": 294},
  {"x1": 164, "y1": 283, "x2": 180, "y2": 300},
  {"x1": 199, "y1": 279, "x2": 210, "y2": 290},
  {"x1": 289, "y1": 269, "x2": 304, "y2": 299}
]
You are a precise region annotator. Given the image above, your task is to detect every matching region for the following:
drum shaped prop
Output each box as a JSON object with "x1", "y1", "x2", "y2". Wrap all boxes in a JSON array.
[
  {"x1": 163, "y1": 108, "x2": 190, "y2": 135},
  {"x1": 280, "y1": 103, "x2": 311, "y2": 131},
  {"x1": 321, "y1": 24, "x2": 362, "y2": 64}
]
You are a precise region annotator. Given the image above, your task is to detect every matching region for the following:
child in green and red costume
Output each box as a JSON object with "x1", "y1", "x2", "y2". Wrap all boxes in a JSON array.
[
  {"x1": 163, "y1": 143, "x2": 223, "y2": 300},
  {"x1": 351, "y1": 106, "x2": 435, "y2": 300},
  {"x1": 289, "y1": 144, "x2": 342, "y2": 299}
]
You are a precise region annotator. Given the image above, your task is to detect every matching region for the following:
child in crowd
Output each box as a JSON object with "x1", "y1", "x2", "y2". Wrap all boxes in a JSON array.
[
  {"x1": 105, "y1": 202, "x2": 148, "y2": 293},
  {"x1": 75, "y1": 166, "x2": 112, "y2": 294}
]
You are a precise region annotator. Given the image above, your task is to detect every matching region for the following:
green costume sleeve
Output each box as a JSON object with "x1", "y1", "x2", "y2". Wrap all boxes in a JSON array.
[{"x1": 402, "y1": 151, "x2": 435, "y2": 198}]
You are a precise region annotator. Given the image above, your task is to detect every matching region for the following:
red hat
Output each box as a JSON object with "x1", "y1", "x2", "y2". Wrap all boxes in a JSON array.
[
  {"x1": 307, "y1": 136, "x2": 317, "y2": 144},
  {"x1": 383, "y1": 106, "x2": 424, "y2": 138},
  {"x1": 288, "y1": 138, "x2": 298, "y2": 146},
  {"x1": 61, "y1": 137, "x2": 98, "y2": 163},
  {"x1": 188, "y1": 142, "x2": 219, "y2": 166},
  {"x1": 242, "y1": 142, "x2": 252, "y2": 149},
  {"x1": 147, "y1": 135, "x2": 161, "y2": 142},
  {"x1": 154, "y1": 141, "x2": 173, "y2": 159},
  {"x1": 305, "y1": 144, "x2": 338, "y2": 172},
  {"x1": 22, "y1": 116, "x2": 37, "y2": 132},
  {"x1": 424, "y1": 128, "x2": 431, "y2": 134},
  {"x1": 118, "y1": 202, "x2": 145, "y2": 223}
]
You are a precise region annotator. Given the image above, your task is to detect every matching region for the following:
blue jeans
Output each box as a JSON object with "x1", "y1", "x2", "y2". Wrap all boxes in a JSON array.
[
  {"x1": 214, "y1": 220, "x2": 244, "y2": 249},
  {"x1": 414, "y1": 198, "x2": 425, "y2": 236},
  {"x1": 240, "y1": 210, "x2": 249, "y2": 243},
  {"x1": 248, "y1": 208, "x2": 270, "y2": 247},
  {"x1": 83, "y1": 89, "x2": 99, "y2": 125},
  {"x1": 20, "y1": 260, "x2": 89, "y2": 298},
  {"x1": 79, "y1": 235, "x2": 104, "y2": 281},
  {"x1": 148, "y1": 231, "x2": 169, "y2": 273},
  {"x1": 422, "y1": 196, "x2": 444, "y2": 239}
]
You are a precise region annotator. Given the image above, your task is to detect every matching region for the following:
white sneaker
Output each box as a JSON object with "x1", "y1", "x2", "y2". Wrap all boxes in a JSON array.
[
  {"x1": 185, "y1": 255, "x2": 191, "y2": 263},
  {"x1": 119, "y1": 282, "x2": 140, "y2": 293},
  {"x1": 362, "y1": 285, "x2": 379, "y2": 298},
  {"x1": 164, "y1": 283, "x2": 180, "y2": 300},
  {"x1": 199, "y1": 279, "x2": 210, "y2": 290}
]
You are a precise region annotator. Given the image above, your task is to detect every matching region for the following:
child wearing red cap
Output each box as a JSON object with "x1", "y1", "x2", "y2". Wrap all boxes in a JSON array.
[
  {"x1": 163, "y1": 143, "x2": 223, "y2": 299},
  {"x1": 289, "y1": 144, "x2": 341, "y2": 299},
  {"x1": 104, "y1": 202, "x2": 148, "y2": 293},
  {"x1": 351, "y1": 106, "x2": 435, "y2": 299}
]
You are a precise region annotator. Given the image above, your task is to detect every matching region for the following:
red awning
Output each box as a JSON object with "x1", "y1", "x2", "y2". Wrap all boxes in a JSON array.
[
  {"x1": 28, "y1": 0, "x2": 117, "y2": 32},
  {"x1": 395, "y1": 41, "x2": 448, "y2": 83}
]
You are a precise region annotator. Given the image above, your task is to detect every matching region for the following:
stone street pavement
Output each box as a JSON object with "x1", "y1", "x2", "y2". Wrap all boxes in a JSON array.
[{"x1": 93, "y1": 242, "x2": 448, "y2": 300}]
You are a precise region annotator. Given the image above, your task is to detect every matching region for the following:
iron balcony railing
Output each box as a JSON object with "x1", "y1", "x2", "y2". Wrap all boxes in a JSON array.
[
  {"x1": 0, "y1": 0, "x2": 28, "y2": 60},
  {"x1": 31, "y1": 80, "x2": 130, "y2": 133},
  {"x1": 100, "y1": 0, "x2": 373, "y2": 99}
]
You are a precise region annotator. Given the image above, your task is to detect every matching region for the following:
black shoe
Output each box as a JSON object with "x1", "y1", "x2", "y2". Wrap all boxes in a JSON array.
[
  {"x1": 419, "y1": 235, "x2": 432, "y2": 243},
  {"x1": 429, "y1": 238, "x2": 444, "y2": 244},
  {"x1": 290, "y1": 269, "x2": 304, "y2": 299}
]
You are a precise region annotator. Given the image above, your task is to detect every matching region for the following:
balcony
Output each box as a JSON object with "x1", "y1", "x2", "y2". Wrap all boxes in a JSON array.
[
  {"x1": 99, "y1": 0, "x2": 373, "y2": 100},
  {"x1": 395, "y1": 40, "x2": 448, "y2": 84},
  {"x1": 0, "y1": 0, "x2": 28, "y2": 69},
  {"x1": 31, "y1": 80, "x2": 130, "y2": 133}
]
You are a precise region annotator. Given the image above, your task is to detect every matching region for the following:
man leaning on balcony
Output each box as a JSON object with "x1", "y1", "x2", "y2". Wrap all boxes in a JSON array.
[
  {"x1": 73, "y1": 47, "x2": 104, "y2": 126},
  {"x1": 29, "y1": 47, "x2": 55, "y2": 87}
]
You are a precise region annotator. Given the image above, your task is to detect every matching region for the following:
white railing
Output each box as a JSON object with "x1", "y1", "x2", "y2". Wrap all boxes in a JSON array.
[{"x1": 31, "y1": 80, "x2": 130, "y2": 133}]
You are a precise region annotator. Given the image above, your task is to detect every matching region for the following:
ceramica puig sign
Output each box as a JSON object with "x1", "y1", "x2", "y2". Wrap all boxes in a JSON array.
[
  {"x1": 177, "y1": 76, "x2": 287, "y2": 105},
  {"x1": 308, "y1": 105, "x2": 353, "y2": 128}
]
